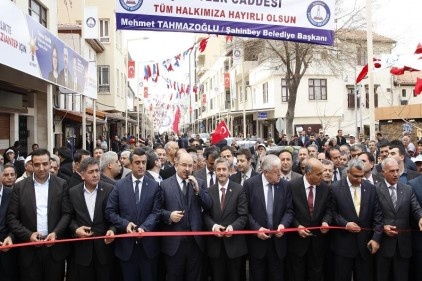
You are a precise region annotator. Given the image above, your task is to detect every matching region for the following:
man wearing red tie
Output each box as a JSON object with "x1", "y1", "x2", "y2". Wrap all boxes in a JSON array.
[
  {"x1": 203, "y1": 157, "x2": 248, "y2": 281},
  {"x1": 287, "y1": 158, "x2": 332, "y2": 281}
]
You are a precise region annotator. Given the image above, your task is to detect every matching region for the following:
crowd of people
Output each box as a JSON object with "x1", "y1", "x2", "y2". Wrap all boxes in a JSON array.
[{"x1": 1, "y1": 128, "x2": 422, "y2": 281}]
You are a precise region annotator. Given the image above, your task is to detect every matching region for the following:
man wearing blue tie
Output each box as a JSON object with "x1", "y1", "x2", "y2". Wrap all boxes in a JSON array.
[
  {"x1": 106, "y1": 148, "x2": 162, "y2": 281},
  {"x1": 244, "y1": 154, "x2": 294, "y2": 281}
]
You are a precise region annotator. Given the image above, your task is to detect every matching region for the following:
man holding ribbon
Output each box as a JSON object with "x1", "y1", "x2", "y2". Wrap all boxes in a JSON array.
[
  {"x1": 244, "y1": 154, "x2": 294, "y2": 281},
  {"x1": 106, "y1": 148, "x2": 162, "y2": 281}
]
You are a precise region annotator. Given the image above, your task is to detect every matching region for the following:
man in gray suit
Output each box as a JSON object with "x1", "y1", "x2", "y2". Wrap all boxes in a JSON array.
[
  {"x1": 376, "y1": 157, "x2": 422, "y2": 281},
  {"x1": 278, "y1": 149, "x2": 302, "y2": 181}
]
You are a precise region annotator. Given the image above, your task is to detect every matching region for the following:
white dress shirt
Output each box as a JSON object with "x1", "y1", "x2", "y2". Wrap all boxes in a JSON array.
[
  {"x1": 83, "y1": 184, "x2": 98, "y2": 221},
  {"x1": 34, "y1": 175, "x2": 50, "y2": 236}
]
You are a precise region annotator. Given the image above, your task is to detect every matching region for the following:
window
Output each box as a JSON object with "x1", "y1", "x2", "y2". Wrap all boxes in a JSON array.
[
  {"x1": 99, "y1": 19, "x2": 110, "y2": 43},
  {"x1": 29, "y1": 0, "x2": 47, "y2": 27},
  {"x1": 365, "y1": 92, "x2": 378, "y2": 108},
  {"x1": 347, "y1": 86, "x2": 360, "y2": 109},
  {"x1": 225, "y1": 91, "x2": 230, "y2": 110},
  {"x1": 239, "y1": 85, "x2": 242, "y2": 102},
  {"x1": 402, "y1": 89, "x2": 407, "y2": 98},
  {"x1": 98, "y1": 65, "x2": 110, "y2": 92},
  {"x1": 263, "y1": 82, "x2": 268, "y2": 103},
  {"x1": 357, "y1": 47, "x2": 367, "y2": 66},
  {"x1": 364, "y1": 85, "x2": 378, "y2": 108},
  {"x1": 308, "y1": 79, "x2": 327, "y2": 100},
  {"x1": 281, "y1": 79, "x2": 289, "y2": 102}
]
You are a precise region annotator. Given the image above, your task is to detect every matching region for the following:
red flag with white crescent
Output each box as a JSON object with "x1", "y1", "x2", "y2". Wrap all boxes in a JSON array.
[
  {"x1": 224, "y1": 72, "x2": 230, "y2": 89},
  {"x1": 211, "y1": 120, "x2": 230, "y2": 144},
  {"x1": 128, "y1": 60, "x2": 135, "y2": 79}
]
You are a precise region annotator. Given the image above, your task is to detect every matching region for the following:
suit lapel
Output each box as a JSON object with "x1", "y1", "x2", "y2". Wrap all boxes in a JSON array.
[
  {"x1": 93, "y1": 183, "x2": 105, "y2": 223},
  {"x1": 297, "y1": 179, "x2": 311, "y2": 218},
  {"x1": 257, "y1": 177, "x2": 267, "y2": 211},
  {"x1": 341, "y1": 179, "x2": 357, "y2": 217},
  {"x1": 77, "y1": 184, "x2": 92, "y2": 222},
  {"x1": 47, "y1": 177, "x2": 55, "y2": 220},
  {"x1": 396, "y1": 183, "x2": 405, "y2": 212},
  {"x1": 139, "y1": 178, "x2": 150, "y2": 207},
  {"x1": 27, "y1": 179, "x2": 37, "y2": 219},
  {"x1": 379, "y1": 181, "x2": 395, "y2": 211},
  {"x1": 359, "y1": 182, "x2": 368, "y2": 217},
  {"x1": 273, "y1": 181, "x2": 282, "y2": 213},
  {"x1": 171, "y1": 177, "x2": 183, "y2": 208},
  {"x1": 222, "y1": 182, "x2": 234, "y2": 214},
  {"x1": 314, "y1": 184, "x2": 324, "y2": 218}
]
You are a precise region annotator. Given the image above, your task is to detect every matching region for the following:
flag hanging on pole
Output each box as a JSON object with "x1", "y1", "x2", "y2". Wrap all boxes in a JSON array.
[
  {"x1": 415, "y1": 78, "x2": 422, "y2": 96},
  {"x1": 172, "y1": 106, "x2": 181, "y2": 134},
  {"x1": 211, "y1": 120, "x2": 230, "y2": 144},
  {"x1": 128, "y1": 60, "x2": 135, "y2": 79}
]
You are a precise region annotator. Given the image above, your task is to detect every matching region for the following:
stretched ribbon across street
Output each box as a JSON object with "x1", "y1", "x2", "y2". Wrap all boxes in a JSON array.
[{"x1": 0, "y1": 225, "x2": 416, "y2": 250}]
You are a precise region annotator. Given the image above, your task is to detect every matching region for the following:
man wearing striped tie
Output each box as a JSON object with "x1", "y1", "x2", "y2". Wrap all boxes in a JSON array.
[
  {"x1": 330, "y1": 158, "x2": 383, "y2": 281},
  {"x1": 375, "y1": 157, "x2": 422, "y2": 281}
]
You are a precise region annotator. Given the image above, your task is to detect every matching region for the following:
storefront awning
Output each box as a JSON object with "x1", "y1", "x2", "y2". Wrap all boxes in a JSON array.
[
  {"x1": 54, "y1": 109, "x2": 106, "y2": 124},
  {"x1": 105, "y1": 112, "x2": 137, "y2": 123}
]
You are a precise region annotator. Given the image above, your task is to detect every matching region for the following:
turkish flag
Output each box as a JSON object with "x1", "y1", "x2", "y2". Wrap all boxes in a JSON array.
[
  {"x1": 202, "y1": 94, "x2": 206, "y2": 104},
  {"x1": 415, "y1": 78, "x2": 422, "y2": 96},
  {"x1": 172, "y1": 106, "x2": 181, "y2": 134},
  {"x1": 144, "y1": 87, "x2": 148, "y2": 98},
  {"x1": 212, "y1": 120, "x2": 230, "y2": 144},
  {"x1": 224, "y1": 72, "x2": 230, "y2": 89},
  {"x1": 128, "y1": 60, "x2": 135, "y2": 79}
]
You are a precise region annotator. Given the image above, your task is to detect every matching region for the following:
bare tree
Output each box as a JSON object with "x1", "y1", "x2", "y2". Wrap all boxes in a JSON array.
[{"x1": 241, "y1": 0, "x2": 367, "y2": 137}]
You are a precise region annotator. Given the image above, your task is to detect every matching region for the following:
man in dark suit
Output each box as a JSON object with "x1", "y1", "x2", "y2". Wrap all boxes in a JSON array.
[
  {"x1": 375, "y1": 157, "x2": 422, "y2": 281},
  {"x1": 244, "y1": 154, "x2": 294, "y2": 281},
  {"x1": 58, "y1": 146, "x2": 74, "y2": 181},
  {"x1": 203, "y1": 157, "x2": 248, "y2": 281},
  {"x1": 298, "y1": 130, "x2": 310, "y2": 147},
  {"x1": 374, "y1": 143, "x2": 390, "y2": 174},
  {"x1": 229, "y1": 148, "x2": 258, "y2": 280},
  {"x1": 230, "y1": 148, "x2": 259, "y2": 185},
  {"x1": 68, "y1": 157, "x2": 117, "y2": 281},
  {"x1": 335, "y1": 129, "x2": 347, "y2": 146},
  {"x1": 67, "y1": 149, "x2": 91, "y2": 188},
  {"x1": 407, "y1": 174, "x2": 422, "y2": 280},
  {"x1": 330, "y1": 158, "x2": 383, "y2": 281},
  {"x1": 160, "y1": 152, "x2": 212, "y2": 281},
  {"x1": 193, "y1": 146, "x2": 219, "y2": 188},
  {"x1": 326, "y1": 147, "x2": 344, "y2": 182},
  {"x1": 100, "y1": 151, "x2": 122, "y2": 185},
  {"x1": 0, "y1": 171, "x2": 18, "y2": 281},
  {"x1": 388, "y1": 144, "x2": 420, "y2": 183},
  {"x1": 160, "y1": 141, "x2": 179, "y2": 180},
  {"x1": 7, "y1": 148, "x2": 71, "y2": 281},
  {"x1": 358, "y1": 152, "x2": 384, "y2": 185},
  {"x1": 145, "y1": 151, "x2": 163, "y2": 183},
  {"x1": 287, "y1": 158, "x2": 332, "y2": 281},
  {"x1": 278, "y1": 149, "x2": 302, "y2": 181},
  {"x1": 58, "y1": 47, "x2": 73, "y2": 89},
  {"x1": 105, "y1": 148, "x2": 162, "y2": 281}
]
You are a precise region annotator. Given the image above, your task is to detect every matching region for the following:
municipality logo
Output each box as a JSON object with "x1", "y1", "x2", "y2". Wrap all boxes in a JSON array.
[
  {"x1": 307, "y1": 1, "x2": 331, "y2": 27},
  {"x1": 120, "y1": 0, "x2": 143, "y2": 12},
  {"x1": 86, "y1": 17, "x2": 96, "y2": 28}
]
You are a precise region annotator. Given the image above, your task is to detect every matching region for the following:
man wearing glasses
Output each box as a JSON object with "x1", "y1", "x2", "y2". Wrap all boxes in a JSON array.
[
  {"x1": 244, "y1": 154, "x2": 294, "y2": 281},
  {"x1": 330, "y1": 158, "x2": 383, "y2": 281}
]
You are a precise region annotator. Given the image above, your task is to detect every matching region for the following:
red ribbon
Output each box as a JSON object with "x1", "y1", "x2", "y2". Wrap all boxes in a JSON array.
[{"x1": 0, "y1": 225, "x2": 410, "y2": 250}]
